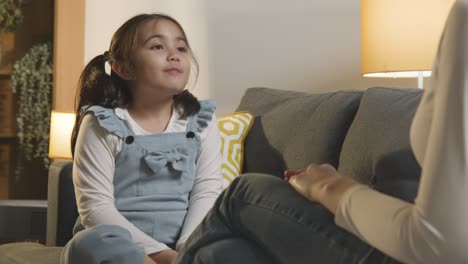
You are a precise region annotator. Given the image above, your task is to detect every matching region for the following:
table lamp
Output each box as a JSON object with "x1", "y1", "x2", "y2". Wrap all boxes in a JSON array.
[
  {"x1": 361, "y1": 0, "x2": 455, "y2": 88},
  {"x1": 48, "y1": 111, "x2": 76, "y2": 159}
]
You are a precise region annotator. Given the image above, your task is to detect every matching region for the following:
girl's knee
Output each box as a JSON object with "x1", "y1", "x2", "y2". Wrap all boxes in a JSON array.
[
  {"x1": 74, "y1": 225, "x2": 131, "y2": 245},
  {"x1": 63, "y1": 225, "x2": 144, "y2": 264},
  {"x1": 92, "y1": 224, "x2": 132, "y2": 239}
]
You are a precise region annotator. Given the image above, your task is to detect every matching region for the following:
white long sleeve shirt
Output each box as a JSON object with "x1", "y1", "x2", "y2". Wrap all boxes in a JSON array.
[
  {"x1": 335, "y1": 2, "x2": 468, "y2": 263},
  {"x1": 73, "y1": 107, "x2": 223, "y2": 255}
]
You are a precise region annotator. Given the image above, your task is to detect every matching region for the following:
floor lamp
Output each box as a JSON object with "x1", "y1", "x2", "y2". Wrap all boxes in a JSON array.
[
  {"x1": 361, "y1": 0, "x2": 455, "y2": 89},
  {"x1": 48, "y1": 111, "x2": 76, "y2": 160}
]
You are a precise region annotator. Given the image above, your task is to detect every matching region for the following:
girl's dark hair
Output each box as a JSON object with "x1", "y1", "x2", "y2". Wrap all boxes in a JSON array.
[{"x1": 71, "y1": 13, "x2": 200, "y2": 155}]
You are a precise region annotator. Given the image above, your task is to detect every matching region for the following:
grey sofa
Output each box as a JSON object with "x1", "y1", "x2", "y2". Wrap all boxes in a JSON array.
[{"x1": 0, "y1": 86, "x2": 422, "y2": 263}]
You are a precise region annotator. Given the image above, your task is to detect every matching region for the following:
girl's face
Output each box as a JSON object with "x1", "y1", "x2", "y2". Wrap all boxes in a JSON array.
[{"x1": 130, "y1": 18, "x2": 191, "y2": 96}]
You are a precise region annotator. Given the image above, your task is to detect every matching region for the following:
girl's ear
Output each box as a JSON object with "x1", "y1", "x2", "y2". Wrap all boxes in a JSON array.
[{"x1": 111, "y1": 60, "x2": 134, "y2": 80}]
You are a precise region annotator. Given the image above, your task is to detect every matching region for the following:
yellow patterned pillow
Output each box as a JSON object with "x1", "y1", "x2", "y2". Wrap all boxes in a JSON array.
[{"x1": 218, "y1": 111, "x2": 254, "y2": 189}]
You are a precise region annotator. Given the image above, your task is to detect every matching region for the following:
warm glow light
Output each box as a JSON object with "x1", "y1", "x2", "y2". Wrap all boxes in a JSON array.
[
  {"x1": 363, "y1": 71, "x2": 432, "y2": 78},
  {"x1": 361, "y1": 0, "x2": 455, "y2": 77},
  {"x1": 48, "y1": 111, "x2": 76, "y2": 159}
]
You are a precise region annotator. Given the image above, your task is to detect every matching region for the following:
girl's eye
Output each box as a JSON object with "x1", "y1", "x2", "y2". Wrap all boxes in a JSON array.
[
  {"x1": 177, "y1": 47, "x2": 187, "y2": 52},
  {"x1": 151, "y1": 44, "x2": 164, "y2": 50}
]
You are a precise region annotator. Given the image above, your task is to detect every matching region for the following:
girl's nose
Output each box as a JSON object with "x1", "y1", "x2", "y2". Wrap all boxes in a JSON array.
[{"x1": 168, "y1": 53, "x2": 180, "y2": 62}]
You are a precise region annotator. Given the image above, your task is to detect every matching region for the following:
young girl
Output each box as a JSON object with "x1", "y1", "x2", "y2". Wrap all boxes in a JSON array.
[
  {"x1": 176, "y1": 2, "x2": 468, "y2": 264},
  {"x1": 61, "y1": 14, "x2": 223, "y2": 264}
]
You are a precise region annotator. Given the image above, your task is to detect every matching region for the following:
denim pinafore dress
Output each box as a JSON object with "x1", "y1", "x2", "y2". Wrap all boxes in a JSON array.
[{"x1": 74, "y1": 100, "x2": 215, "y2": 247}]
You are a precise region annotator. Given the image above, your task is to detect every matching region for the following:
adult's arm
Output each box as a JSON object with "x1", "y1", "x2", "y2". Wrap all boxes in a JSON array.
[{"x1": 335, "y1": 3, "x2": 468, "y2": 263}]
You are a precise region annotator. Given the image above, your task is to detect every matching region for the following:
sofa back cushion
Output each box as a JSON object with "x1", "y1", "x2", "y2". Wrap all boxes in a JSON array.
[
  {"x1": 338, "y1": 87, "x2": 422, "y2": 200},
  {"x1": 236, "y1": 87, "x2": 363, "y2": 177},
  {"x1": 47, "y1": 161, "x2": 78, "y2": 246}
]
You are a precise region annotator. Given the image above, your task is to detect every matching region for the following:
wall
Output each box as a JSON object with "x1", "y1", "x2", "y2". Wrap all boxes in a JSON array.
[
  {"x1": 84, "y1": 0, "x2": 421, "y2": 115},
  {"x1": 54, "y1": 0, "x2": 85, "y2": 112}
]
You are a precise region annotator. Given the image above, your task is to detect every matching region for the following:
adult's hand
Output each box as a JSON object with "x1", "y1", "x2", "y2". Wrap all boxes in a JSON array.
[
  {"x1": 288, "y1": 163, "x2": 358, "y2": 214},
  {"x1": 148, "y1": 249, "x2": 178, "y2": 264},
  {"x1": 284, "y1": 169, "x2": 305, "y2": 182}
]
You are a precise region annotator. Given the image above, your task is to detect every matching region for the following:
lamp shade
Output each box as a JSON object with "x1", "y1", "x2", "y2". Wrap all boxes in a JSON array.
[
  {"x1": 361, "y1": 0, "x2": 454, "y2": 77},
  {"x1": 48, "y1": 111, "x2": 76, "y2": 159}
]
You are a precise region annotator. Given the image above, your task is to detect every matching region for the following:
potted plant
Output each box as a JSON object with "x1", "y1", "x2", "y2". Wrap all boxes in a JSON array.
[
  {"x1": 0, "y1": 0, "x2": 24, "y2": 68},
  {"x1": 11, "y1": 42, "x2": 53, "y2": 172},
  {"x1": 0, "y1": 0, "x2": 24, "y2": 32}
]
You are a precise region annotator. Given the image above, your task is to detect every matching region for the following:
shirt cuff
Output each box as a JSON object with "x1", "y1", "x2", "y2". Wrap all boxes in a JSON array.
[
  {"x1": 144, "y1": 242, "x2": 170, "y2": 255},
  {"x1": 176, "y1": 234, "x2": 190, "y2": 250},
  {"x1": 334, "y1": 184, "x2": 370, "y2": 230}
]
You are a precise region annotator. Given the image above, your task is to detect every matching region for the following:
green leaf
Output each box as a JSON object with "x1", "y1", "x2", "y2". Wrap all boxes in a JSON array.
[{"x1": 11, "y1": 42, "x2": 53, "y2": 170}]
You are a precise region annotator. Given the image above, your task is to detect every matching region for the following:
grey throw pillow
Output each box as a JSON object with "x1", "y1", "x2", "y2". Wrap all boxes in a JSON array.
[
  {"x1": 236, "y1": 87, "x2": 363, "y2": 177},
  {"x1": 338, "y1": 87, "x2": 422, "y2": 201}
]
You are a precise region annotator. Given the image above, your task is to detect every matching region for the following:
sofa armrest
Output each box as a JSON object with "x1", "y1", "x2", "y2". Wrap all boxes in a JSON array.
[{"x1": 46, "y1": 160, "x2": 77, "y2": 247}]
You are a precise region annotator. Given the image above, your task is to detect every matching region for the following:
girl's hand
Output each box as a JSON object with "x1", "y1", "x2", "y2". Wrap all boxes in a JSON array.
[
  {"x1": 176, "y1": 243, "x2": 185, "y2": 252},
  {"x1": 149, "y1": 249, "x2": 178, "y2": 264},
  {"x1": 144, "y1": 255, "x2": 158, "y2": 264},
  {"x1": 288, "y1": 163, "x2": 358, "y2": 214}
]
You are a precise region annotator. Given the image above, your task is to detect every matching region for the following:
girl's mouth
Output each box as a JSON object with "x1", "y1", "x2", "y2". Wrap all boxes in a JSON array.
[{"x1": 164, "y1": 67, "x2": 182, "y2": 74}]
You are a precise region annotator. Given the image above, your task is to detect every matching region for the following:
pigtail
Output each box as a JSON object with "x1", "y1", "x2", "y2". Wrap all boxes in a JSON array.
[
  {"x1": 174, "y1": 90, "x2": 201, "y2": 119},
  {"x1": 70, "y1": 54, "x2": 130, "y2": 156}
]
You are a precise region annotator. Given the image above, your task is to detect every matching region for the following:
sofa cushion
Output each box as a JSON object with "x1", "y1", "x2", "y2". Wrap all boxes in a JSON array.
[
  {"x1": 236, "y1": 87, "x2": 363, "y2": 177},
  {"x1": 47, "y1": 161, "x2": 77, "y2": 247},
  {"x1": 338, "y1": 87, "x2": 422, "y2": 200}
]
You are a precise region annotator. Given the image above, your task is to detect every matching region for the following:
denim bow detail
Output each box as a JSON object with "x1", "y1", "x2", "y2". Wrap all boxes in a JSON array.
[{"x1": 143, "y1": 149, "x2": 189, "y2": 174}]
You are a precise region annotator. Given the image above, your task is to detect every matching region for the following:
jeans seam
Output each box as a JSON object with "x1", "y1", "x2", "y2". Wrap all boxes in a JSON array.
[
  {"x1": 233, "y1": 194, "x2": 321, "y2": 228},
  {"x1": 232, "y1": 196, "x2": 374, "y2": 263}
]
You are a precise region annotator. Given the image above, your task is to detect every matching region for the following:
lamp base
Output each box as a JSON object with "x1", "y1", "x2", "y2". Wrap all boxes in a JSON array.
[{"x1": 418, "y1": 71, "x2": 424, "y2": 89}]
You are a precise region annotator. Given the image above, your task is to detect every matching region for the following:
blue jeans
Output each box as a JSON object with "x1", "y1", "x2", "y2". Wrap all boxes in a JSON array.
[
  {"x1": 176, "y1": 174, "x2": 400, "y2": 264},
  {"x1": 60, "y1": 224, "x2": 145, "y2": 264}
]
